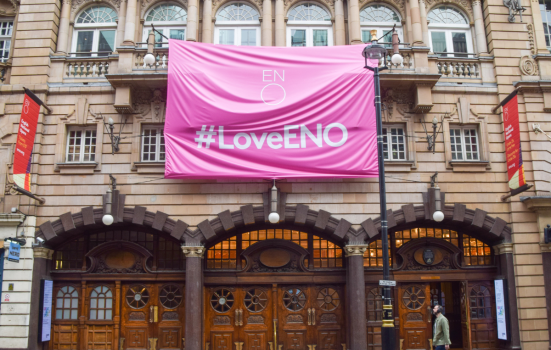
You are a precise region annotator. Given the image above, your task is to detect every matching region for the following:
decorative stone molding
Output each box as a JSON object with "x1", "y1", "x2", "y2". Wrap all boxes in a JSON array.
[
  {"x1": 33, "y1": 247, "x2": 54, "y2": 260},
  {"x1": 212, "y1": 0, "x2": 262, "y2": 14},
  {"x1": 71, "y1": 0, "x2": 123, "y2": 15},
  {"x1": 0, "y1": 0, "x2": 18, "y2": 16},
  {"x1": 358, "y1": 0, "x2": 406, "y2": 19},
  {"x1": 527, "y1": 24, "x2": 536, "y2": 55},
  {"x1": 493, "y1": 243, "x2": 513, "y2": 255},
  {"x1": 284, "y1": 0, "x2": 334, "y2": 15},
  {"x1": 141, "y1": 0, "x2": 188, "y2": 17},
  {"x1": 520, "y1": 55, "x2": 539, "y2": 76},
  {"x1": 344, "y1": 245, "x2": 368, "y2": 257},
  {"x1": 182, "y1": 245, "x2": 205, "y2": 258},
  {"x1": 424, "y1": 0, "x2": 473, "y2": 22}
]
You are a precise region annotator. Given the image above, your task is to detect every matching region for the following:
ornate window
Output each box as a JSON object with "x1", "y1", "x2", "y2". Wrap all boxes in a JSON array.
[
  {"x1": 382, "y1": 126, "x2": 406, "y2": 160},
  {"x1": 208, "y1": 236, "x2": 237, "y2": 269},
  {"x1": 215, "y1": 3, "x2": 260, "y2": 46},
  {"x1": 126, "y1": 285, "x2": 150, "y2": 309},
  {"x1": 470, "y1": 285, "x2": 492, "y2": 319},
  {"x1": 0, "y1": 21, "x2": 13, "y2": 63},
  {"x1": 143, "y1": 4, "x2": 187, "y2": 47},
  {"x1": 66, "y1": 128, "x2": 97, "y2": 163},
  {"x1": 160, "y1": 285, "x2": 183, "y2": 309},
  {"x1": 450, "y1": 127, "x2": 479, "y2": 161},
  {"x1": 541, "y1": 0, "x2": 551, "y2": 48},
  {"x1": 316, "y1": 287, "x2": 340, "y2": 311},
  {"x1": 141, "y1": 126, "x2": 165, "y2": 161},
  {"x1": 287, "y1": 3, "x2": 332, "y2": 47},
  {"x1": 283, "y1": 288, "x2": 307, "y2": 311},
  {"x1": 210, "y1": 288, "x2": 234, "y2": 312},
  {"x1": 395, "y1": 228, "x2": 459, "y2": 248},
  {"x1": 72, "y1": 6, "x2": 118, "y2": 57},
  {"x1": 244, "y1": 288, "x2": 268, "y2": 312},
  {"x1": 363, "y1": 240, "x2": 391, "y2": 267},
  {"x1": 55, "y1": 286, "x2": 79, "y2": 319},
  {"x1": 402, "y1": 286, "x2": 426, "y2": 310},
  {"x1": 428, "y1": 6, "x2": 472, "y2": 57},
  {"x1": 312, "y1": 235, "x2": 342, "y2": 268},
  {"x1": 89, "y1": 286, "x2": 113, "y2": 320},
  {"x1": 360, "y1": 4, "x2": 403, "y2": 45},
  {"x1": 463, "y1": 234, "x2": 492, "y2": 266}
]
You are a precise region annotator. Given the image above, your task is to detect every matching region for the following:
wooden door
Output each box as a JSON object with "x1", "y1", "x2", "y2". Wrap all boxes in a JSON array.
[
  {"x1": 311, "y1": 286, "x2": 345, "y2": 350},
  {"x1": 278, "y1": 286, "x2": 310, "y2": 349},
  {"x1": 156, "y1": 284, "x2": 185, "y2": 350},
  {"x1": 468, "y1": 283, "x2": 497, "y2": 350},
  {"x1": 460, "y1": 282, "x2": 471, "y2": 350},
  {"x1": 366, "y1": 286, "x2": 387, "y2": 350},
  {"x1": 398, "y1": 284, "x2": 431, "y2": 350},
  {"x1": 50, "y1": 284, "x2": 81, "y2": 350},
  {"x1": 239, "y1": 287, "x2": 273, "y2": 350}
]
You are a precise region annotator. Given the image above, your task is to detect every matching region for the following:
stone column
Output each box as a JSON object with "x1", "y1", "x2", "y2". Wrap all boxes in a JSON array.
[
  {"x1": 116, "y1": 0, "x2": 127, "y2": 48},
  {"x1": 345, "y1": 245, "x2": 368, "y2": 350},
  {"x1": 419, "y1": 0, "x2": 429, "y2": 47},
  {"x1": 187, "y1": 0, "x2": 199, "y2": 41},
  {"x1": 275, "y1": 0, "x2": 285, "y2": 46},
  {"x1": 409, "y1": 0, "x2": 423, "y2": 46},
  {"x1": 529, "y1": 0, "x2": 550, "y2": 54},
  {"x1": 262, "y1": 0, "x2": 272, "y2": 45},
  {"x1": 405, "y1": 1, "x2": 412, "y2": 45},
  {"x1": 122, "y1": 0, "x2": 137, "y2": 45},
  {"x1": 56, "y1": 0, "x2": 72, "y2": 54},
  {"x1": 202, "y1": 0, "x2": 213, "y2": 43},
  {"x1": 28, "y1": 247, "x2": 54, "y2": 350},
  {"x1": 348, "y1": 0, "x2": 362, "y2": 44},
  {"x1": 472, "y1": 0, "x2": 488, "y2": 55},
  {"x1": 495, "y1": 243, "x2": 522, "y2": 350},
  {"x1": 334, "y1": 0, "x2": 345, "y2": 45},
  {"x1": 183, "y1": 246, "x2": 205, "y2": 350}
]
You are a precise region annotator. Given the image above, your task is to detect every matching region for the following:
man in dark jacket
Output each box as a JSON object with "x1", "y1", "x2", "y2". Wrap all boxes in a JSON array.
[{"x1": 433, "y1": 304, "x2": 451, "y2": 350}]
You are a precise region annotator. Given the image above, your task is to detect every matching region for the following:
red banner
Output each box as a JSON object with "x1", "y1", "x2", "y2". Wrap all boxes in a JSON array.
[
  {"x1": 503, "y1": 91, "x2": 525, "y2": 191},
  {"x1": 13, "y1": 90, "x2": 42, "y2": 191}
]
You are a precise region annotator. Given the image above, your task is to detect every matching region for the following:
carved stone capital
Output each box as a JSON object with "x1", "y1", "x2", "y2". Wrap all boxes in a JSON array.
[
  {"x1": 344, "y1": 245, "x2": 368, "y2": 257},
  {"x1": 182, "y1": 245, "x2": 205, "y2": 258},
  {"x1": 34, "y1": 247, "x2": 54, "y2": 260},
  {"x1": 493, "y1": 243, "x2": 513, "y2": 255}
]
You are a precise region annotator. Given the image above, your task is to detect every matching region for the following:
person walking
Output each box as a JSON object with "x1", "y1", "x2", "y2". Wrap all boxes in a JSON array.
[{"x1": 433, "y1": 304, "x2": 451, "y2": 350}]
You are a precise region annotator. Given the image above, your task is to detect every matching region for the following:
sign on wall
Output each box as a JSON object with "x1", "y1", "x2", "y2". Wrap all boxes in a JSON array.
[
  {"x1": 165, "y1": 41, "x2": 378, "y2": 179},
  {"x1": 7, "y1": 242, "x2": 20, "y2": 262},
  {"x1": 13, "y1": 89, "x2": 45, "y2": 191},
  {"x1": 494, "y1": 279, "x2": 508, "y2": 341},
  {"x1": 501, "y1": 90, "x2": 526, "y2": 192},
  {"x1": 39, "y1": 279, "x2": 53, "y2": 342}
]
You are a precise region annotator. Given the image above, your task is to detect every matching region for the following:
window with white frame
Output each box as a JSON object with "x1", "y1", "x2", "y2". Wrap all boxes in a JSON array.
[
  {"x1": 382, "y1": 126, "x2": 406, "y2": 160},
  {"x1": 287, "y1": 3, "x2": 333, "y2": 47},
  {"x1": 66, "y1": 128, "x2": 97, "y2": 162},
  {"x1": 72, "y1": 6, "x2": 118, "y2": 57},
  {"x1": 427, "y1": 6, "x2": 472, "y2": 57},
  {"x1": 214, "y1": 3, "x2": 260, "y2": 46},
  {"x1": 449, "y1": 127, "x2": 479, "y2": 161},
  {"x1": 143, "y1": 4, "x2": 187, "y2": 47},
  {"x1": 540, "y1": 0, "x2": 551, "y2": 49},
  {"x1": 0, "y1": 20, "x2": 13, "y2": 62},
  {"x1": 141, "y1": 127, "x2": 165, "y2": 162},
  {"x1": 360, "y1": 4, "x2": 403, "y2": 46}
]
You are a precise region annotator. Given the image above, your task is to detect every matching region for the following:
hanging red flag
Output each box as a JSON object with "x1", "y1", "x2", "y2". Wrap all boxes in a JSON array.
[
  {"x1": 13, "y1": 89, "x2": 43, "y2": 191},
  {"x1": 501, "y1": 90, "x2": 526, "y2": 192}
]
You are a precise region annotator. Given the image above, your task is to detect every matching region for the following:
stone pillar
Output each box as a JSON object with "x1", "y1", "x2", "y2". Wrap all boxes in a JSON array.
[
  {"x1": 28, "y1": 247, "x2": 54, "y2": 350},
  {"x1": 202, "y1": 0, "x2": 213, "y2": 43},
  {"x1": 183, "y1": 246, "x2": 205, "y2": 350},
  {"x1": 56, "y1": 0, "x2": 72, "y2": 54},
  {"x1": 495, "y1": 243, "x2": 522, "y2": 350},
  {"x1": 334, "y1": 0, "x2": 345, "y2": 45},
  {"x1": 262, "y1": 0, "x2": 272, "y2": 45},
  {"x1": 345, "y1": 245, "x2": 368, "y2": 350},
  {"x1": 275, "y1": 0, "x2": 284, "y2": 46},
  {"x1": 529, "y1": 0, "x2": 550, "y2": 54},
  {"x1": 472, "y1": 0, "x2": 488, "y2": 55},
  {"x1": 405, "y1": 1, "x2": 412, "y2": 45},
  {"x1": 541, "y1": 244, "x2": 551, "y2": 350},
  {"x1": 122, "y1": 0, "x2": 137, "y2": 45},
  {"x1": 409, "y1": 0, "x2": 423, "y2": 46},
  {"x1": 187, "y1": 0, "x2": 199, "y2": 41},
  {"x1": 419, "y1": 0, "x2": 429, "y2": 47},
  {"x1": 116, "y1": 0, "x2": 127, "y2": 48},
  {"x1": 347, "y1": 0, "x2": 362, "y2": 44}
]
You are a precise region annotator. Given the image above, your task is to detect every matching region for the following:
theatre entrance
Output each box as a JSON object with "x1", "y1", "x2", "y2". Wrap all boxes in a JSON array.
[{"x1": 205, "y1": 285, "x2": 345, "y2": 350}]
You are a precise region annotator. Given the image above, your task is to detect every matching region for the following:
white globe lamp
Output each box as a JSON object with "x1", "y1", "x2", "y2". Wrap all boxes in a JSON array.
[
  {"x1": 143, "y1": 53, "x2": 156, "y2": 66},
  {"x1": 102, "y1": 214, "x2": 114, "y2": 226},
  {"x1": 433, "y1": 210, "x2": 444, "y2": 222},
  {"x1": 268, "y1": 212, "x2": 280, "y2": 224},
  {"x1": 391, "y1": 53, "x2": 403, "y2": 66}
]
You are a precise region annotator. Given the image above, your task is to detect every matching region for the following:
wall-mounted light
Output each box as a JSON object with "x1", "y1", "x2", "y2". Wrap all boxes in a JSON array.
[
  {"x1": 268, "y1": 180, "x2": 279, "y2": 224},
  {"x1": 102, "y1": 175, "x2": 117, "y2": 226},
  {"x1": 545, "y1": 224, "x2": 550, "y2": 244},
  {"x1": 421, "y1": 115, "x2": 444, "y2": 154},
  {"x1": 430, "y1": 172, "x2": 444, "y2": 222}
]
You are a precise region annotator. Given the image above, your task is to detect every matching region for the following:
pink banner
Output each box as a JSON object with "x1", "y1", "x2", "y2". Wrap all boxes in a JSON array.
[{"x1": 165, "y1": 40, "x2": 378, "y2": 179}]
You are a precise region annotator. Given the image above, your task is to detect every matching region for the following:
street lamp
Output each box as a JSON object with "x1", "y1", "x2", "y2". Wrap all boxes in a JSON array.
[{"x1": 363, "y1": 27, "x2": 402, "y2": 350}]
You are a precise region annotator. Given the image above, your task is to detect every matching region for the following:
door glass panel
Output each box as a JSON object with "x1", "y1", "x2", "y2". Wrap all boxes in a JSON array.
[
  {"x1": 71, "y1": 310, "x2": 78, "y2": 319},
  {"x1": 56, "y1": 310, "x2": 62, "y2": 319},
  {"x1": 452, "y1": 32, "x2": 467, "y2": 57},
  {"x1": 241, "y1": 29, "x2": 256, "y2": 46},
  {"x1": 75, "y1": 31, "x2": 94, "y2": 57},
  {"x1": 170, "y1": 29, "x2": 186, "y2": 40},
  {"x1": 431, "y1": 31, "x2": 447, "y2": 57},
  {"x1": 98, "y1": 30, "x2": 115, "y2": 56},
  {"x1": 219, "y1": 29, "x2": 235, "y2": 45},
  {"x1": 291, "y1": 29, "x2": 306, "y2": 46},
  {"x1": 313, "y1": 29, "x2": 328, "y2": 46}
]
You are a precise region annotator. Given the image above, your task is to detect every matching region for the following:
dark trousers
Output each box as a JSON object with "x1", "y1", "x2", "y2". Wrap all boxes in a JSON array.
[{"x1": 435, "y1": 345, "x2": 446, "y2": 350}]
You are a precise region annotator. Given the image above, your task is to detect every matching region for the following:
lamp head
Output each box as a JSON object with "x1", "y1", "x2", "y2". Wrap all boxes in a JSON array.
[
  {"x1": 432, "y1": 117, "x2": 439, "y2": 125},
  {"x1": 108, "y1": 118, "x2": 114, "y2": 126},
  {"x1": 144, "y1": 53, "x2": 156, "y2": 66},
  {"x1": 102, "y1": 214, "x2": 114, "y2": 226},
  {"x1": 391, "y1": 53, "x2": 403, "y2": 65},
  {"x1": 433, "y1": 210, "x2": 444, "y2": 222},
  {"x1": 268, "y1": 212, "x2": 280, "y2": 224}
]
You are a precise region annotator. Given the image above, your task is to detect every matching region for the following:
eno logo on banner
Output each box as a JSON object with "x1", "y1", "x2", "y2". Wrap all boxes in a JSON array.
[{"x1": 195, "y1": 124, "x2": 348, "y2": 150}]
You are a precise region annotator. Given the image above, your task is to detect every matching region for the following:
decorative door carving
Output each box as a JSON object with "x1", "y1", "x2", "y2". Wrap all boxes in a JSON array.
[{"x1": 398, "y1": 284, "x2": 431, "y2": 350}]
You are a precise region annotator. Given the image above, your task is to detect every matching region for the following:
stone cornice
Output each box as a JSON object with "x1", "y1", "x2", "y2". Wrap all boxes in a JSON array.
[
  {"x1": 520, "y1": 196, "x2": 551, "y2": 212},
  {"x1": 34, "y1": 247, "x2": 54, "y2": 260},
  {"x1": 493, "y1": 243, "x2": 513, "y2": 255},
  {"x1": 182, "y1": 245, "x2": 205, "y2": 258},
  {"x1": 0, "y1": 213, "x2": 25, "y2": 226},
  {"x1": 344, "y1": 245, "x2": 368, "y2": 257}
]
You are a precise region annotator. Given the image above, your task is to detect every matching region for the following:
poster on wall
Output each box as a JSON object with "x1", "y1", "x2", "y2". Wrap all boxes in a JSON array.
[
  {"x1": 495, "y1": 279, "x2": 508, "y2": 341},
  {"x1": 39, "y1": 279, "x2": 53, "y2": 342},
  {"x1": 7, "y1": 242, "x2": 20, "y2": 262},
  {"x1": 165, "y1": 41, "x2": 378, "y2": 179}
]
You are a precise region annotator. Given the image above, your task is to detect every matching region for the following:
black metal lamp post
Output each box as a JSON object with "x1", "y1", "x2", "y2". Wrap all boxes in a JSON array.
[{"x1": 363, "y1": 28, "x2": 402, "y2": 350}]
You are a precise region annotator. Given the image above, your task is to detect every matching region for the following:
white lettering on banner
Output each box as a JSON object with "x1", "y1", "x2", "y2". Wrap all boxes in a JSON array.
[{"x1": 195, "y1": 124, "x2": 348, "y2": 150}]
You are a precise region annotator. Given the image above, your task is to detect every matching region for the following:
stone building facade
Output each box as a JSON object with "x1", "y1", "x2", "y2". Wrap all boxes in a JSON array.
[{"x1": 0, "y1": 0, "x2": 550, "y2": 349}]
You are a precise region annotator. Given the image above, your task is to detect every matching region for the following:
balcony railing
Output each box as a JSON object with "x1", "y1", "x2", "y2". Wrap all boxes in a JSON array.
[
  {"x1": 66, "y1": 59, "x2": 111, "y2": 78},
  {"x1": 373, "y1": 46, "x2": 415, "y2": 71},
  {"x1": 436, "y1": 59, "x2": 479, "y2": 79}
]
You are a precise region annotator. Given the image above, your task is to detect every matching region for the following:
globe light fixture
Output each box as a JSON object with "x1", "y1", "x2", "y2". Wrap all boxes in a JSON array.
[
  {"x1": 390, "y1": 27, "x2": 403, "y2": 66},
  {"x1": 144, "y1": 53, "x2": 156, "y2": 66},
  {"x1": 269, "y1": 180, "x2": 279, "y2": 224},
  {"x1": 268, "y1": 212, "x2": 280, "y2": 224},
  {"x1": 102, "y1": 214, "x2": 114, "y2": 226},
  {"x1": 433, "y1": 210, "x2": 445, "y2": 222}
]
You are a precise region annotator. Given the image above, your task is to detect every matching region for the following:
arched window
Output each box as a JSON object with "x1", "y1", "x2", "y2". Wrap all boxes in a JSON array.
[
  {"x1": 287, "y1": 3, "x2": 333, "y2": 47},
  {"x1": 470, "y1": 285, "x2": 492, "y2": 319},
  {"x1": 214, "y1": 3, "x2": 260, "y2": 46},
  {"x1": 143, "y1": 4, "x2": 187, "y2": 47},
  {"x1": 360, "y1": 4, "x2": 403, "y2": 45},
  {"x1": 427, "y1": 6, "x2": 472, "y2": 57},
  {"x1": 90, "y1": 286, "x2": 113, "y2": 320},
  {"x1": 72, "y1": 6, "x2": 118, "y2": 57},
  {"x1": 55, "y1": 286, "x2": 79, "y2": 320}
]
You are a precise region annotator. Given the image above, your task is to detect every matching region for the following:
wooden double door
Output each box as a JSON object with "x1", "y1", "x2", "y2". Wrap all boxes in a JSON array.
[
  {"x1": 205, "y1": 285, "x2": 345, "y2": 350},
  {"x1": 121, "y1": 283, "x2": 185, "y2": 350}
]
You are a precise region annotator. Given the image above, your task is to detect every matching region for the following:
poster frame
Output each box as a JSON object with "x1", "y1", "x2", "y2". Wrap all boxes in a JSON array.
[
  {"x1": 494, "y1": 278, "x2": 510, "y2": 341},
  {"x1": 38, "y1": 278, "x2": 53, "y2": 342}
]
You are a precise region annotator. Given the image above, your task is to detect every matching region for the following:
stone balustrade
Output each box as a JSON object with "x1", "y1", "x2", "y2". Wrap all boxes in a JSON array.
[
  {"x1": 65, "y1": 59, "x2": 110, "y2": 78},
  {"x1": 436, "y1": 59, "x2": 480, "y2": 79},
  {"x1": 134, "y1": 48, "x2": 169, "y2": 70}
]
